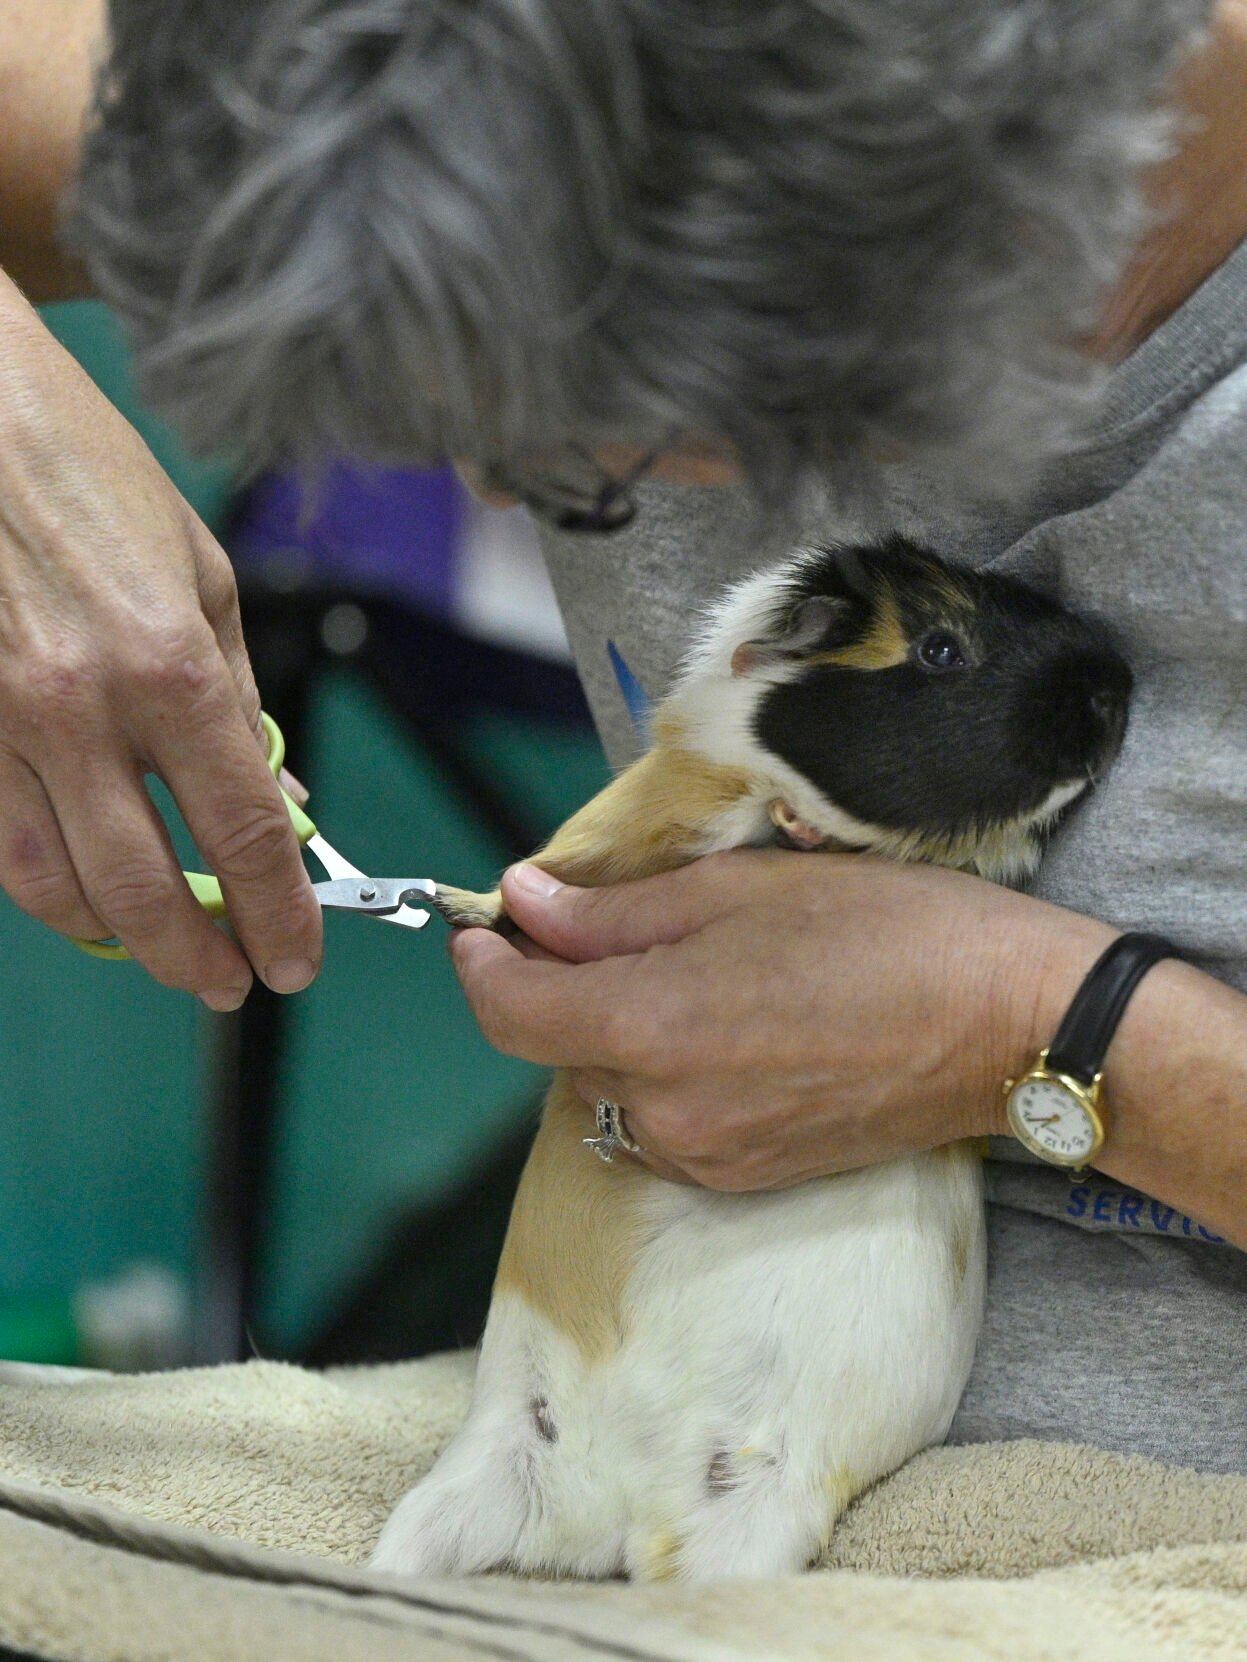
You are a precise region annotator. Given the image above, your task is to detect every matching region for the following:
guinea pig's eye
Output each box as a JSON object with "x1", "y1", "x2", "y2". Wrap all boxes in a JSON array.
[{"x1": 916, "y1": 630, "x2": 967, "y2": 671}]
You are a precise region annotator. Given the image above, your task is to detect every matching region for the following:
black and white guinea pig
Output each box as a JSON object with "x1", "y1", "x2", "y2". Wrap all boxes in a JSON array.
[
  {"x1": 673, "y1": 531, "x2": 1132, "y2": 881},
  {"x1": 373, "y1": 534, "x2": 1132, "y2": 1587}
]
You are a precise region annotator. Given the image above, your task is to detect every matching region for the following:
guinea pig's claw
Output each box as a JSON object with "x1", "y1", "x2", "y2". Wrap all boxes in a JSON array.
[
  {"x1": 426, "y1": 884, "x2": 509, "y2": 931},
  {"x1": 768, "y1": 799, "x2": 827, "y2": 851}
]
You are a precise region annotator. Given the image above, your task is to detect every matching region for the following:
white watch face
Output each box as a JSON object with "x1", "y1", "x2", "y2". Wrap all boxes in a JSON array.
[{"x1": 1007, "y1": 1075, "x2": 1099, "y2": 1165}]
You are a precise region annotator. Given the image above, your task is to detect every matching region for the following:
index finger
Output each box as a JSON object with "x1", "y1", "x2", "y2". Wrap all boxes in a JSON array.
[
  {"x1": 450, "y1": 926, "x2": 659, "y2": 1069},
  {"x1": 144, "y1": 686, "x2": 323, "y2": 994}
]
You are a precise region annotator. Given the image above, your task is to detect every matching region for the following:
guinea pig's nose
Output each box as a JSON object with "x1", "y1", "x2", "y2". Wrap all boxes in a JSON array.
[
  {"x1": 1090, "y1": 684, "x2": 1130, "y2": 744},
  {"x1": 1027, "y1": 646, "x2": 1131, "y2": 782},
  {"x1": 1090, "y1": 686, "x2": 1123, "y2": 726},
  {"x1": 1081, "y1": 662, "x2": 1132, "y2": 759}
]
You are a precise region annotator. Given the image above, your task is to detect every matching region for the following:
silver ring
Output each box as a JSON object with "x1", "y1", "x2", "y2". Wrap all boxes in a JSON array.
[{"x1": 583, "y1": 1096, "x2": 642, "y2": 1163}]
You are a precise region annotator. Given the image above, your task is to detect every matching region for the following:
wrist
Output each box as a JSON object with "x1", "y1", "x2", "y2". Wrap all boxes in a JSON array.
[
  {"x1": 0, "y1": 274, "x2": 75, "y2": 427},
  {"x1": 980, "y1": 899, "x2": 1119, "y2": 1140},
  {"x1": 0, "y1": 266, "x2": 48, "y2": 339},
  {"x1": 1098, "y1": 957, "x2": 1247, "y2": 1231}
]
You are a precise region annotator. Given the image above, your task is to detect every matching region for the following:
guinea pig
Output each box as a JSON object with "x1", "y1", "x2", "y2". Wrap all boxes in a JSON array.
[{"x1": 371, "y1": 535, "x2": 1131, "y2": 1584}]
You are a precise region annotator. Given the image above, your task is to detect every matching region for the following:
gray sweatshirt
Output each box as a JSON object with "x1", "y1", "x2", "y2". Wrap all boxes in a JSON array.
[{"x1": 538, "y1": 237, "x2": 1247, "y2": 1472}]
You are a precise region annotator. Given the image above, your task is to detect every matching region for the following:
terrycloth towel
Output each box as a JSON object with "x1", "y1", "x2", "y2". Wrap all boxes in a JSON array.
[{"x1": 1, "y1": 1353, "x2": 1245, "y2": 1661}]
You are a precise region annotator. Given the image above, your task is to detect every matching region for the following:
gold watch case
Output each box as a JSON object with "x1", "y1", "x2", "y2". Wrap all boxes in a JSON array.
[{"x1": 1002, "y1": 1049, "x2": 1106, "y2": 1169}]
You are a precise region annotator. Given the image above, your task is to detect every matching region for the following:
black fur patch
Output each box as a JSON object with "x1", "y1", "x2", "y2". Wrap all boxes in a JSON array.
[{"x1": 755, "y1": 537, "x2": 1131, "y2": 839}]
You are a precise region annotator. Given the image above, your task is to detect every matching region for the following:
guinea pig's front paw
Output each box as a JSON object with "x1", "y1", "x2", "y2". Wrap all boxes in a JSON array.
[
  {"x1": 768, "y1": 799, "x2": 827, "y2": 851},
  {"x1": 426, "y1": 884, "x2": 508, "y2": 931}
]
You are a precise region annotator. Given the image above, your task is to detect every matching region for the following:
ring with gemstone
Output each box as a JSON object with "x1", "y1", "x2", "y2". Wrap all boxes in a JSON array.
[{"x1": 583, "y1": 1096, "x2": 642, "y2": 1162}]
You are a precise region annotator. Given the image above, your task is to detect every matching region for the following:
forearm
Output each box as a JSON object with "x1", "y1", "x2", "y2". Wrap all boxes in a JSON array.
[
  {"x1": 0, "y1": 265, "x2": 95, "y2": 441},
  {"x1": 0, "y1": 0, "x2": 105, "y2": 300},
  {"x1": 999, "y1": 924, "x2": 1247, "y2": 1250}
]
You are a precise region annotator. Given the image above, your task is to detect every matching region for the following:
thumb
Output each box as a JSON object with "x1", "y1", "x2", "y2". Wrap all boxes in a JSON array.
[
  {"x1": 499, "y1": 854, "x2": 747, "y2": 963},
  {"x1": 449, "y1": 924, "x2": 641, "y2": 1067}
]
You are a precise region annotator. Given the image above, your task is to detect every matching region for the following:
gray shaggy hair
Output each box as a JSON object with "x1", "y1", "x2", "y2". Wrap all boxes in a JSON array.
[{"x1": 71, "y1": 0, "x2": 1210, "y2": 497}]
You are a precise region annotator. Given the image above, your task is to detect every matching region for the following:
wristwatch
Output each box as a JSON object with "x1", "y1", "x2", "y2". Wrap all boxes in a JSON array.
[{"x1": 1003, "y1": 932, "x2": 1179, "y2": 1170}]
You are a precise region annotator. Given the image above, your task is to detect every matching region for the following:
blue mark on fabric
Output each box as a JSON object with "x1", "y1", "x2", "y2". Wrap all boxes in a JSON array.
[{"x1": 607, "y1": 640, "x2": 652, "y2": 738}]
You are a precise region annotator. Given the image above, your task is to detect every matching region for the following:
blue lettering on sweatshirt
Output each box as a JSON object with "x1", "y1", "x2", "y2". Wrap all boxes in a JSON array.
[{"x1": 1062, "y1": 1183, "x2": 1224, "y2": 1243}]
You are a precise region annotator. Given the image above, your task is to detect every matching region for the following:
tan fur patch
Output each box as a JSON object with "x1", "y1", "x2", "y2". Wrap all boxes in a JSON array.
[
  {"x1": 642, "y1": 1529, "x2": 684, "y2": 1582},
  {"x1": 947, "y1": 1195, "x2": 972, "y2": 1291},
  {"x1": 931, "y1": 571, "x2": 978, "y2": 619},
  {"x1": 851, "y1": 815, "x2": 1041, "y2": 884},
  {"x1": 493, "y1": 738, "x2": 759, "y2": 1361},
  {"x1": 426, "y1": 884, "x2": 504, "y2": 929},
  {"x1": 532, "y1": 738, "x2": 757, "y2": 889},
  {"x1": 494, "y1": 1075, "x2": 651, "y2": 1363},
  {"x1": 824, "y1": 1466, "x2": 860, "y2": 1510},
  {"x1": 941, "y1": 1139, "x2": 981, "y2": 1291},
  {"x1": 813, "y1": 585, "x2": 908, "y2": 671},
  {"x1": 817, "y1": 1467, "x2": 863, "y2": 1558},
  {"x1": 432, "y1": 728, "x2": 756, "y2": 932}
]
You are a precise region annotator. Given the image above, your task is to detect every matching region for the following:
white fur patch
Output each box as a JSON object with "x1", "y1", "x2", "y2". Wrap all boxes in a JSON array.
[{"x1": 372, "y1": 1149, "x2": 985, "y2": 1582}]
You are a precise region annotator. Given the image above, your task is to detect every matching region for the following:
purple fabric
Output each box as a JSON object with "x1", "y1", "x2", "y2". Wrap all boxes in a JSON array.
[{"x1": 230, "y1": 462, "x2": 464, "y2": 617}]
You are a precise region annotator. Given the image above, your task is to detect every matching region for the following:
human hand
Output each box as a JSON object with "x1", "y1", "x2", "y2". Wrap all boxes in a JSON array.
[
  {"x1": 0, "y1": 275, "x2": 321, "y2": 1006},
  {"x1": 450, "y1": 850, "x2": 1116, "y2": 1189}
]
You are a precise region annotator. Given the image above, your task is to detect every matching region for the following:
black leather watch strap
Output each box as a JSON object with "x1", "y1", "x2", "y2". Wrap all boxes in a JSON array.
[{"x1": 1046, "y1": 932, "x2": 1180, "y2": 1086}]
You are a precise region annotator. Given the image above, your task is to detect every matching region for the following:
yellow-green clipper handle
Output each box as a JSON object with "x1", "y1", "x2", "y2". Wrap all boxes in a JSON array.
[
  {"x1": 72, "y1": 712, "x2": 316, "y2": 961},
  {"x1": 259, "y1": 711, "x2": 318, "y2": 845}
]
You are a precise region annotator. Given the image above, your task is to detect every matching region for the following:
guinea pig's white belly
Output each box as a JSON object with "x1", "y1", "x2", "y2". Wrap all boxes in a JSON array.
[
  {"x1": 624, "y1": 1142, "x2": 986, "y2": 1467},
  {"x1": 374, "y1": 1145, "x2": 985, "y2": 1582}
]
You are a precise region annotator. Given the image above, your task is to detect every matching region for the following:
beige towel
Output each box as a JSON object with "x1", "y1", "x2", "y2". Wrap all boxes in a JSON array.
[{"x1": 1, "y1": 1354, "x2": 1245, "y2": 1661}]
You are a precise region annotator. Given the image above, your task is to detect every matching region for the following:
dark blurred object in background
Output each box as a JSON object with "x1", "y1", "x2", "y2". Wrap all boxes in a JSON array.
[
  {"x1": 193, "y1": 462, "x2": 595, "y2": 1365},
  {"x1": 305, "y1": 1109, "x2": 538, "y2": 1364}
]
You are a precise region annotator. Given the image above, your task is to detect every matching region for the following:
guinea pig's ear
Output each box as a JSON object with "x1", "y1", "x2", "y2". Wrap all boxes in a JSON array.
[
  {"x1": 826, "y1": 544, "x2": 873, "y2": 601},
  {"x1": 730, "y1": 595, "x2": 850, "y2": 677}
]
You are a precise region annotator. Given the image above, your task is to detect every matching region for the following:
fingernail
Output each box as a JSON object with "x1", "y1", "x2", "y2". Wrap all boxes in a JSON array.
[
  {"x1": 278, "y1": 767, "x2": 310, "y2": 808},
  {"x1": 509, "y1": 862, "x2": 563, "y2": 899},
  {"x1": 264, "y1": 958, "x2": 316, "y2": 994},
  {"x1": 200, "y1": 988, "x2": 249, "y2": 1013}
]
